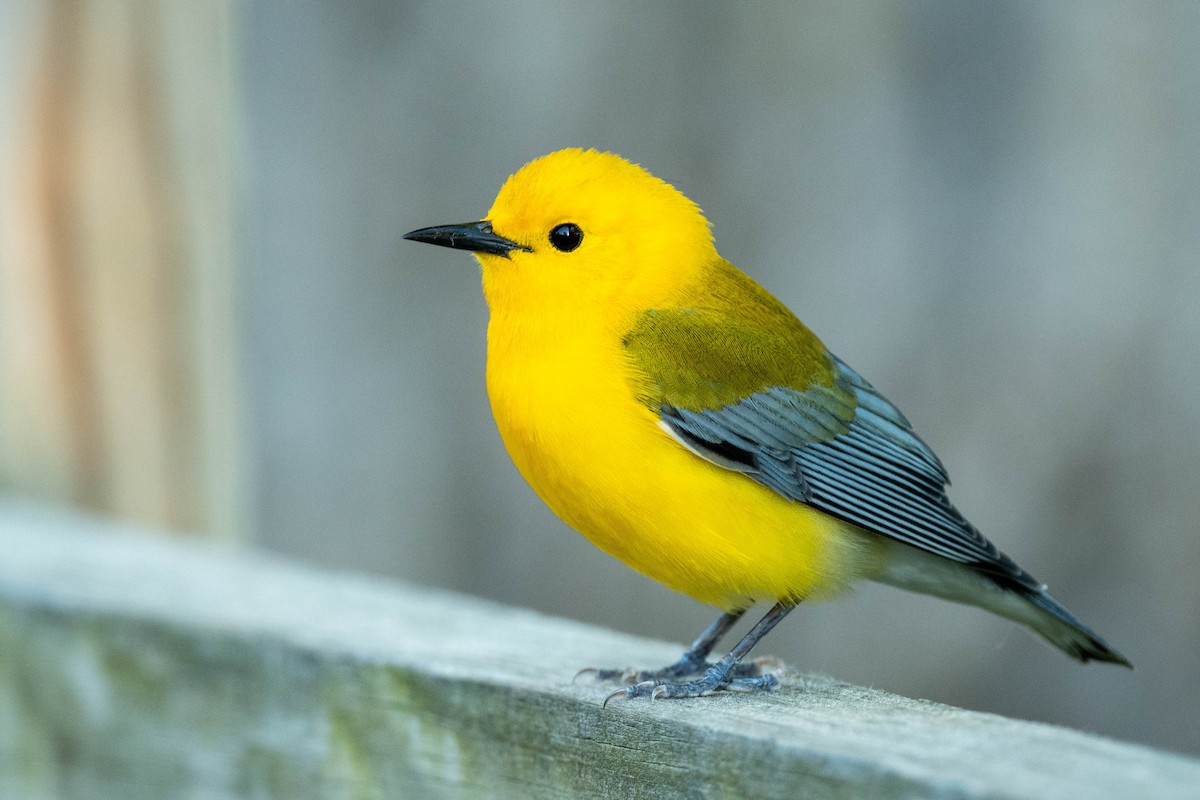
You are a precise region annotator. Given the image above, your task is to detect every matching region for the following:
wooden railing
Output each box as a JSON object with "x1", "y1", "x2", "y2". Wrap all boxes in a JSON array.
[{"x1": 1, "y1": 500, "x2": 1196, "y2": 800}]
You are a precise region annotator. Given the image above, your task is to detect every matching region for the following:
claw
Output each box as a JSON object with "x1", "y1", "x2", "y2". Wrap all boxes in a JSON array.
[
  {"x1": 572, "y1": 668, "x2": 598, "y2": 685},
  {"x1": 601, "y1": 687, "x2": 627, "y2": 709},
  {"x1": 602, "y1": 680, "x2": 658, "y2": 708}
]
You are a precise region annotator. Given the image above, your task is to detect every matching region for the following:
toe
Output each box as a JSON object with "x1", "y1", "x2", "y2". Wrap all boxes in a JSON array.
[{"x1": 601, "y1": 680, "x2": 658, "y2": 708}]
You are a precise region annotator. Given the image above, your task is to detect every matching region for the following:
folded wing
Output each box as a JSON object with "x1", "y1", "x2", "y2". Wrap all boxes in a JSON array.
[{"x1": 628, "y1": 307, "x2": 1038, "y2": 590}]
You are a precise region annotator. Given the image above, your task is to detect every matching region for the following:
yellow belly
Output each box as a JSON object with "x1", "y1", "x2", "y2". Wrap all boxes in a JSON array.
[{"x1": 486, "y1": 320, "x2": 880, "y2": 610}]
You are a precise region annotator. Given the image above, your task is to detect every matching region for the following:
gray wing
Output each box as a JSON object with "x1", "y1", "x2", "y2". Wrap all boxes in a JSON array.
[{"x1": 659, "y1": 355, "x2": 1036, "y2": 586}]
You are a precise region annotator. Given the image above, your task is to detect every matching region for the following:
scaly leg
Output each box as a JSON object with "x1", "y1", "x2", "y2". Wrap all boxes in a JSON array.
[
  {"x1": 579, "y1": 608, "x2": 747, "y2": 684},
  {"x1": 604, "y1": 602, "x2": 794, "y2": 704}
]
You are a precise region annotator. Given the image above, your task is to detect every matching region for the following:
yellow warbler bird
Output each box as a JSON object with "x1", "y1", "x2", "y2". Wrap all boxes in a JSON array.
[{"x1": 404, "y1": 148, "x2": 1130, "y2": 701}]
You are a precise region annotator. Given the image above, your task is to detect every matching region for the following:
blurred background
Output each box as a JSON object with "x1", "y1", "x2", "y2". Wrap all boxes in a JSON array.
[{"x1": 1, "y1": 0, "x2": 1197, "y2": 757}]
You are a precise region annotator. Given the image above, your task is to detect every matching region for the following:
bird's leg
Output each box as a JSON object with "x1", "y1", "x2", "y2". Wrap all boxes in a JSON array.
[
  {"x1": 579, "y1": 608, "x2": 750, "y2": 684},
  {"x1": 605, "y1": 601, "x2": 794, "y2": 704}
]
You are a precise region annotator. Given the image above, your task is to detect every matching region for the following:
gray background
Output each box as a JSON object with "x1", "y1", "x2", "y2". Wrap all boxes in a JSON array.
[{"x1": 243, "y1": 2, "x2": 1198, "y2": 755}]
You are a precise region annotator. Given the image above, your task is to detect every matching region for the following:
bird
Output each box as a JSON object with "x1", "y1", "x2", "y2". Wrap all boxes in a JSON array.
[{"x1": 403, "y1": 148, "x2": 1131, "y2": 702}]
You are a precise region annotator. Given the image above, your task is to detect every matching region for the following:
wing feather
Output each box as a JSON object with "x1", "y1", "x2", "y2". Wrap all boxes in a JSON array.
[{"x1": 651, "y1": 346, "x2": 1030, "y2": 584}]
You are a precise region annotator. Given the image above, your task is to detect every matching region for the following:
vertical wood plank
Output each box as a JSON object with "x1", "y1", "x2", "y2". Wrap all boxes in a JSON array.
[{"x1": 0, "y1": 0, "x2": 245, "y2": 539}]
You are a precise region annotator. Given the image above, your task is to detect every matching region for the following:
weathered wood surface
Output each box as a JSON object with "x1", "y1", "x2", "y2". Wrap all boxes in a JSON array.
[{"x1": 1, "y1": 500, "x2": 1196, "y2": 800}]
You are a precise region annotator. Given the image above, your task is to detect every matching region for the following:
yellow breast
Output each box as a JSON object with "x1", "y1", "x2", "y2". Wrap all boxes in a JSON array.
[{"x1": 484, "y1": 312, "x2": 878, "y2": 610}]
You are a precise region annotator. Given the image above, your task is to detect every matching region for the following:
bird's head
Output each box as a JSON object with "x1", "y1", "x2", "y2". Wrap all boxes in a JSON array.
[{"x1": 406, "y1": 149, "x2": 717, "y2": 327}]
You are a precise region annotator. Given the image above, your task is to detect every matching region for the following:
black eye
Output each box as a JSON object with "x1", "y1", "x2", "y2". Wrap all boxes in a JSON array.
[{"x1": 548, "y1": 223, "x2": 583, "y2": 252}]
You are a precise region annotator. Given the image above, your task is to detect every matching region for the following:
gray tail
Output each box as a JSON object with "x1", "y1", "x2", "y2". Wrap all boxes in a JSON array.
[
  {"x1": 873, "y1": 541, "x2": 1131, "y2": 667},
  {"x1": 1014, "y1": 584, "x2": 1132, "y2": 667}
]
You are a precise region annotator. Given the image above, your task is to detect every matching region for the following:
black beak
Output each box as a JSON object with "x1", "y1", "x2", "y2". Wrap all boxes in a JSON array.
[{"x1": 403, "y1": 220, "x2": 530, "y2": 258}]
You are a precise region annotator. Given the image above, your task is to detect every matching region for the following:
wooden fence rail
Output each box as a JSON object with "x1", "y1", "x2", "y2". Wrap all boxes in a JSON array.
[{"x1": 1, "y1": 499, "x2": 1196, "y2": 799}]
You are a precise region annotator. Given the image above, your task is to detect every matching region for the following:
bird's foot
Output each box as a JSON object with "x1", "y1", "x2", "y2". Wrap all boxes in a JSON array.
[
  {"x1": 601, "y1": 664, "x2": 781, "y2": 707},
  {"x1": 577, "y1": 655, "x2": 783, "y2": 686}
]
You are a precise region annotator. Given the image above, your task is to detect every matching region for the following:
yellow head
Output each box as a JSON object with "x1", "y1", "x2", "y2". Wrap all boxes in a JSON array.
[{"x1": 406, "y1": 149, "x2": 718, "y2": 327}]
